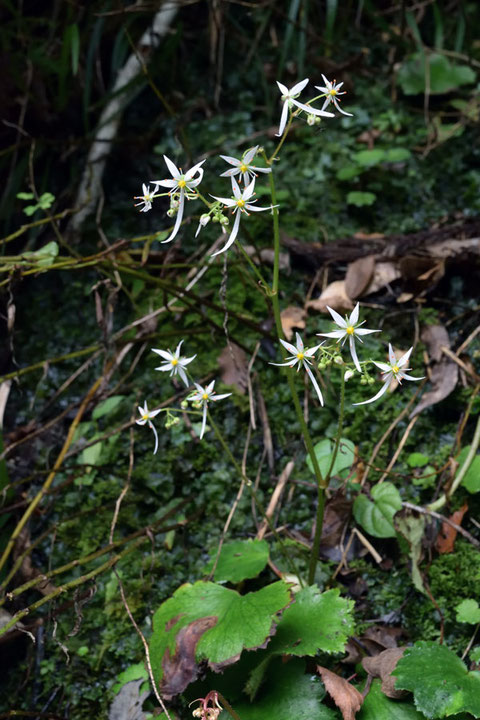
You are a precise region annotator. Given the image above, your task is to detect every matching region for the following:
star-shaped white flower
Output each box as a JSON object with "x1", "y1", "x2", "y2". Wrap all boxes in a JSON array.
[
  {"x1": 317, "y1": 302, "x2": 380, "y2": 373},
  {"x1": 136, "y1": 401, "x2": 161, "y2": 454},
  {"x1": 314, "y1": 75, "x2": 353, "y2": 117},
  {"x1": 210, "y1": 177, "x2": 275, "y2": 257},
  {"x1": 219, "y1": 145, "x2": 272, "y2": 185},
  {"x1": 276, "y1": 78, "x2": 334, "y2": 137},
  {"x1": 270, "y1": 332, "x2": 324, "y2": 406},
  {"x1": 190, "y1": 381, "x2": 232, "y2": 440},
  {"x1": 354, "y1": 343, "x2": 424, "y2": 406},
  {"x1": 152, "y1": 339, "x2": 196, "y2": 387},
  {"x1": 134, "y1": 183, "x2": 155, "y2": 213},
  {"x1": 151, "y1": 155, "x2": 206, "y2": 243}
]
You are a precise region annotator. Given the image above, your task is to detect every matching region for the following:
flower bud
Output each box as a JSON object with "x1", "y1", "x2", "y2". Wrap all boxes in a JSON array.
[
  {"x1": 199, "y1": 213, "x2": 210, "y2": 227},
  {"x1": 334, "y1": 355, "x2": 343, "y2": 365},
  {"x1": 368, "y1": 377, "x2": 375, "y2": 385},
  {"x1": 307, "y1": 114, "x2": 316, "y2": 126},
  {"x1": 180, "y1": 400, "x2": 188, "y2": 409},
  {"x1": 170, "y1": 198, "x2": 180, "y2": 210},
  {"x1": 344, "y1": 369, "x2": 354, "y2": 382},
  {"x1": 360, "y1": 377, "x2": 367, "y2": 385},
  {"x1": 166, "y1": 208, "x2": 175, "y2": 218},
  {"x1": 220, "y1": 215, "x2": 229, "y2": 226}
]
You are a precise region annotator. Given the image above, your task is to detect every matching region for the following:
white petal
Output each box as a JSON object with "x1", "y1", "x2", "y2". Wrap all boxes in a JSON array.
[
  {"x1": 161, "y1": 188, "x2": 184, "y2": 244},
  {"x1": 314, "y1": 85, "x2": 329, "y2": 94},
  {"x1": 194, "y1": 383, "x2": 204, "y2": 393},
  {"x1": 276, "y1": 100, "x2": 290, "y2": 137},
  {"x1": 220, "y1": 155, "x2": 240, "y2": 167},
  {"x1": 336, "y1": 81, "x2": 344, "y2": 90},
  {"x1": 206, "y1": 380, "x2": 216, "y2": 393},
  {"x1": 251, "y1": 166, "x2": 271, "y2": 174},
  {"x1": 398, "y1": 347, "x2": 413, "y2": 368},
  {"x1": 317, "y1": 330, "x2": 346, "y2": 339},
  {"x1": 149, "y1": 408, "x2": 162, "y2": 418},
  {"x1": 155, "y1": 364, "x2": 173, "y2": 372},
  {"x1": 321, "y1": 74, "x2": 331, "y2": 87},
  {"x1": 276, "y1": 80, "x2": 289, "y2": 95},
  {"x1": 372, "y1": 361, "x2": 392, "y2": 373},
  {"x1": 138, "y1": 404, "x2": 147, "y2": 415},
  {"x1": 163, "y1": 155, "x2": 180, "y2": 178},
  {"x1": 243, "y1": 146, "x2": 258, "y2": 164},
  {"x1": 244, "y1": 203, "x2": 273, "y2": 212},
  {"x1": 187, "y1": 173, "x2": 204, "y2": 188},
  {"x1": 185, "y1": 159, "x2": 206, "y2": 180},
  {"x1": 400, "y1": 372, "x2": 425, "y2": 382},
  {"x1": 269, "y1": 360, "x2": 298, "y2": 367},
  {"x1": 152, "y1": 348, "x2": 173, "y2": 360},
  {"x1": 150, "y1": 422, "x2": 159, "y2": 455},
  {"x1": 320, "y1": 97, "x2": 332, "y2": 112},
  {"x1": 295, "y1": 332, "x2": 304, "y2": 351},
  {"x1": 388, "y1": 343, "x2": 396, "y2": 365},
  {"x1": 304, "y1": 343, "x2": 323, "y2": 356},
  {"x1": 136, "y1": 418, "x2": 147, "y2": 426},
  {"x1": 220, "y1": 168, "x2": 240, "y2": 178},
  {"x1": 349, "y1": 336, "x2": 361, "y2": 373},
  {"x1": 333, "y1": 97, "x2": 354, "y2": 116},
  {"x1": 290, "y1": 77, "x2": 309, "y2": 95},
  {"x1": 231, "y1": 176, "x2": 242, "y2": 199},
  {"x1": 243, "y1": 178, "x2": 256, "y2": 201},
  {"x1": 180, "y1": 354, "x2": 196, "y2": 366},
  {"x1": 178, "y1": 366, "x2": 189, "y2": 387},
  {"x1": 353, "y1": 381, "x2": 390, "y2": 406},
  {"x1": 199, "y1": 404, "x2": 207, "y2": 440},
  {"x1": 210, "y1": 194, "x2": 236, "y2": 206},
  {"x1": 350, "y1": 302, "x2": 360, "y2": 325},
  {"x1": 355, "y1": 328, "x2": 380, "y2": 336},
  {"x1": 292, "y1": 99, "x2": 334, "y2": 117},
  {"x1": 211, "y1": 211, "x2": 242, "y2": 256},
  {"x1": 212, "y1": 392, "x2": 232, "y2": 401},
  {"x1": 279, "y1": 338, "x2": 299, "y2": 355},
  {"x1": 152, "y1": 178, "x2": 178, "y2": 188},
  {"x1": 305, "y1": 365, "x2": 324, "y2": 406},
  {"x1": 326, "y1": 305, "x2": 348, "y2": 328}
]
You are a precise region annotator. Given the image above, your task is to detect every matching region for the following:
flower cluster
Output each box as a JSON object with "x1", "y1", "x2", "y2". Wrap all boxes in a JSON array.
[
  {"x1": 270, "y1": 303, "x2": 424, "y2": 407},
  {"x1": 136, "y1": 339, "x2": 231, "y2": 453}
]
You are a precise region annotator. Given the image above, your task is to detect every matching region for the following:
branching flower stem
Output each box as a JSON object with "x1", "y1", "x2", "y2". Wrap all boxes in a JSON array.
[{"x1": 266, "y1": 166, "x2": 326, "y2": 586}]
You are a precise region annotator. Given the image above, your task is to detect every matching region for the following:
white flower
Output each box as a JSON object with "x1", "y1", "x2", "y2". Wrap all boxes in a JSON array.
[
  {"x1": 151, "y1": 155, "x2": 206, "y2": 243},
  {"x1": 317, "y1": 302, "x2": 380, "y2": 373},
  {"x1": 219, "y1": 145, "x2": 272, "y2": 185},
  {"x1": 152, "y1": 339, "x2": 196, "y2": 387},
  {"x1": 276, "y1": 78, "x2": 334, "y2": 137},
  {"x1": 314, "y1": 75, "x2": 353, "y2": 117},
  {"x1": 344, "y1": 369, "x2": 355, "y2": 382},
  {"x1": 134, "y1": 183, "x2": 155, "y2": 213},
  {"x1": 195, "y1": 213, "x2": 210, "y2": 238},
  {"x1": 190, "y1": 381, "x2": 232, "y2": 440},
  {"x1": 354, "y1": 344, "x2": 424, "y2": 406},
  {"x1": 136, "y1": 401, "x2": 161, "y2": 454},
  {"x1": 270, "y1": 332, "x2": 324, "y2": 406},
  {"x1": 210, "y1": 177, "x2": 275, "y2": 257}
]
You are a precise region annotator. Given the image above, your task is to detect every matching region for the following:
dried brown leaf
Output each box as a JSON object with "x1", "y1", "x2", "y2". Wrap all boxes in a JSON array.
[
  {"x1": 435, "y1": 502, "x2": 468, "y2": 554},
  {"x1": 306, "y1": 281, "x2": 354, "y2": 314},
  {"x1": 410, "y1": 325, "x2": 458, "y2": 417},
  {"x1": 364, "y1": 261, "x2": 401, "y2": 295},
  {"x1": 218, "y1": 344, "x2": 248, "y2": 394},
  {"x1": 317, "y1": 665, "x2": 363, "y2": 720},
  {"x1": 345, "y1": 256, "x2": 376, "y2": 299},
  {"x1": 362, "y1": 647, "x2": 408, "y2": 699},
  {"x1": 161, "y1": 617, "x2": 217, "y2": 698},
  {"x1": 280, "y1": 306, "x2": 306, "y2": 340}
]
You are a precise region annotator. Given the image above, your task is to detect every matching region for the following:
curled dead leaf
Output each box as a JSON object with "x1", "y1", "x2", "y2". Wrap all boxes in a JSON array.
[
  {"x1": 435, "y1": 502, "x2": 468, "y2": 554},
  {"x1": 364, "y1": 261, "x2": 401, "y2": 295},
  {"x1": 280, "y1": 306, "x2": 306, "y2": 340},
  {"x1": 317, "y1": 665, "x2": 363, "y2": 720},
  {"x1": 362, "y1": 647, "x2": 408, "y2": 699},
  {"x1": 306, "y1": 280, "x2": 354, "y2": 314},
  {"x1": 410, "y1": 325, "x2": 458, "y2": 417},
  {"x1": 161, "y1": 617, "x2": 218, "y2": 698},
  {"x1": 345, "y1": 256, "x2": 376, "y2": 299}
]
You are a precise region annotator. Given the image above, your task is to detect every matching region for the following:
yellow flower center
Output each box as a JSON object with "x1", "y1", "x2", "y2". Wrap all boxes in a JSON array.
[
  {"x1": 202, "y1": 393, "x2": 209, "y2": 400},
  {"x1": 330, "y1": 88, "x2": 337, "y2": 96},
  {"x1": 240, "y1": 163, "x2": 248, "y2": 173},
  {"x1": 142, "y1": 414, "x2": 149, "y2": 421},
  {"x1": 297, "y1": 352, "x2": 304, "y2": 360},
  {"x1": 346, "y1": 326, "x2": 354, "y2": 335},
  {"x1": 393, "y1": 365, "x2": 399, "y2": 374},
  {"x1": 171, "y1": 358, "x2": 178, "y2": 366},
  {"x1": 237, "y1": 199, "x2": 246, "y2": 208},
  {"x1": 178, "y1": 179, "x2": 187, "y2": 188}
]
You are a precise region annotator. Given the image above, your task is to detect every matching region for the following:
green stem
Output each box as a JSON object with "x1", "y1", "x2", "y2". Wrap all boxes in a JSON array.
[
  {"x1": 325, "y1": 366, "x2": 346, "y2": 484},
  {"x1": 235, "y1": 242, "x2": 270, "y2": 291}
]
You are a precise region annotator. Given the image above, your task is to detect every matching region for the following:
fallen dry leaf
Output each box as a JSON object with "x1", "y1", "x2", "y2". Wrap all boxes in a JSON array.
[
  {"x1": 345, "y1": 256, "x2": 376, "y2": 299},
  {"x1": 161, "y1": 617, "x2": 217, "y2": 698},
  {"x1": 243, "y1": 245, "x2": 290, "y2": 271},
  {"x1": 364, "y1": 261, "x2": 401, "y2": 295},
  {"x1": 410, "y1": 325, "x2": 458, "y2": 417},
  {"x1": 317, "y1": 665, "x2": 363, "y2": 720},
  {"x1": 362, "y1": 648, "x2": 408, "y2": 699},
  {"x1": 218, "y1": 343, "x2": 248, "y2": 394},
  {"x1": 280, "y1": 306, "x2": 306, "y2": 340},
  {"x1": 306, "y1": 280, "x2": 354, "y2": 314},
  {"x1": 435, "y1": 502, "x2": 468, "y2": 554}
]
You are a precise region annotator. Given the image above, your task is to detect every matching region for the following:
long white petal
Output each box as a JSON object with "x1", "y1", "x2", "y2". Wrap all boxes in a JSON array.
[
  {"x1": 180, "y1": 354, "x2": 196, "y2": 366},
  {"x1": 387, "y1": 343, "x2": 396, "y2": 365},
  {"x1": 151, "y1": 179, "x2": 178, "y2": 188},
  {"x1": 243, "y1": 178, "x2": 256, "y2": 201},
  {"x1": 211, "y1": 210, "x2": 241, "y2": 256},
  {"x1": 152, "y1": 348, "x2": 174, "y2": 360},
  {"x1": 320, "y1": 74, "x2": 331, "y2": 88},
  {"x1": 276, "y1": 80, "x2": 289, "y2": 95},
  {"x1": 290, "y1": 77, "x2": 309, "y2": 95},
  {"x1": 349, "y1": 336, "x2": 362, "y2": 373},
  {"x1": 269, "y1": 360, "x2": 299, "y2": 367},
  {"x1": 276, "y1": 100, "x2": 290, "y2": 137},
  {"x1": 212, "y1": 393, "x2": 232, "y2": 401},
  {"x1": 355, "y1": 328, "x2": 380, "y2": 336},
  {"x1": 350, "y1": 302, "x2": 360, "y2": 325},
  {"x1": 185, "y1": 159, "x2": 206, "y2": 180},
  {"x1": 372, "y1": 361, "x2": 392, "y2": 372},
  {"x1": 251, "y1": 166, "x2": 272, "y2": 174},
  {"x1": 136, "y1": 418, "x2": 147, "y2": 426},
  {"x1": 333, "y1": 97, "x2": 353, "y2": 116},
  {"x1": 161, "y1": 187, "x2": 185, "y2": 244},
  {"x1": 400, "y1": 372, "x2": 425, "y2": 382},
  {"x1": 279, "y1": 338, "x2": 299, "y2": 355},
  {"x1": 206, "y1": 380, "x2": 216, "y2": 393},
  {"x1": 295, "y1": 332, "x2": 304, "y2": 351},
  {"x1": 305, "y1": 365, "x2": 324, "y2": 406},
  {"x1": 326, "y1": 305, "x2": 348, "y2": 328},
  {"x1": 398, "y1": 347, "x2": 413, "y2": 368},
  {"x1": 220, "y1": 168, "x2": 240, "y2": 178},
  {"x1": 199, "y1": 403, "x2": 207, "y2": 440},
  {"x1": 315, "y1": 85, "x2": 329, "y2": 94},
  {"x1": 353, "y1": 381, "x2": 390, "y2": 406},
  {"x1": 244, "y1": 204, "x2": 274, "y2": 212},
  {"x1": 149, "y1": 421, "x2": 159, "y2": 455},
  {"x1": 304, "y1": 343, "x2": 323, "y2": 356},
  {"x1": 244, "y1": 146, "x2": 258, "y2": 164},
  {"x1": 178, "y1": 366, "x2": 189, "y2": 387},
  {"x1": 220, "y1": 155, "x2": 240, "y2": 167},
  {"x1": 291, "y1": 99, "x2": 334, "y2": 117},
  {"x1": 210, "y1": 194, "x2": 236, "y2": 206},
  {"x1": 155, "y1": 364, "x2": 174, "y2": 372},
  {"x1": 317, "y1": 330, "x2": 346, "y2": 339},
  {"x1": 163, "y1": 155, "x2": 180, "y2": 178},
  {"x1": 231, "y1": 176, "x2": 242, "y2": 199}
]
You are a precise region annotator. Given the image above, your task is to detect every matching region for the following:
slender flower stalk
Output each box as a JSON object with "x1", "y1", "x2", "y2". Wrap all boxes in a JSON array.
[
  {"x1": 151, "y1": 155, "x2": 206, "y2": 243},
  {"x1": 276, "y1": 78, "x2": 334, "y2": 137},
  {"x1": 136, "y1": 401, "x2": 161, "y2": 454},
  {"x1": 354, "y1": 344, "x2": 424, "y2": 406},
  {"x1": 315, "y1": 75, "x2": 353, "y2": 116},
  {"x1": 270, "y1": 332, "x2": 324, "y2": 406},
  {"x1": 219, "y1": 145, "x2": 272, "y2": 185},
  {"x1": 190, "y1": 381, "x2": 232, "y2": 439},
  {"x1": 210, "y1": 177, "x2": 275, "y2": 257},
  {"x1": 152, "y1": 339, "x2": 196, "y2": 387},
  {"x1": 317, "y1": 302, "x2": 380, "y2": 373}
]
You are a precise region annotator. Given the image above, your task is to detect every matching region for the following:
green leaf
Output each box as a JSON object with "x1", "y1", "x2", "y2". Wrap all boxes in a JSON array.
[
  {"x1": 347, "y1": 191, "x2": 377, "y2": 207},
  {"x1": 112, "y1": 662, "x2": 148, "y2": 695},
  {"x1": 203, "y1": 539, "x2": 269, "y2": 583},
  {"x1": 267, "y1": 586, "x2": 354, "y2": 656},
  {"x1": 306, "y1": 438, "x2": 355, "y2": 478},
  {"x1": 38, "y1": 192, "x2": 55, "y2": 208},
  {"x1": 353, "y1": 149, "x2": 386, "y2": 167},
  {"x1": 353, "y1": 482, "x2": 402, "y2": 538},
  {"x1": 359, "y1": 679, "x2": 425, "y2": 720},
  {"x1": 23, "y1": 205, "x2": 38, "y2": 216},
  {"x1": 149, "y1": 581, "x2": 291, "y2": 689},
  {"x1": 16, "y1": 192, "x2": 35, "y2": 200},
  {"x1": 398, "y1": 52, "x2": 476, "y2": 95},
  {"x1": 456, "y1": 599, "x2": 480, "y2": 624},
  {"x1": 336, "y1": 165, "x2": 363, "y2": 181},
  {"x1": 236, "y1": 657, "x2": 336, "y2": 720},
  {"x1": 471, "y1": 647, "x2": 480, "y2": 663},
  {"x1": 92, "y1": 395, "x2": 124, "y2": 420},
  {"x1": 23, "y1": 241, "x2": 59, "y2": 267},
  {"x1": 407, "y1": 452, "x2": 430, "y2": 468},
  {"x1": 384, "y1": 148, "x2": 411, "y2": 163},
  {"x1": 458, "y1": 446, "x2": 480, "y2": 493},
  {"x1": 393, "y1": 641, "x2": 480, "y2": 718}
]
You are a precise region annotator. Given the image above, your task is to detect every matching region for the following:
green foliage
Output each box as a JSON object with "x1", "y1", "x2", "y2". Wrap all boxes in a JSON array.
[
  {"x1": 359, "y1": 679, "x2": 425, "y2": 720},
  {"x1": 203, "y1": 539, "x2": 270, "y2": 583},
  {"x1": 456, "y1": 599, "x2": 480, "y2": 625},
  {"x1": 112, "y1": 663, "x2": 148, "y2": 695},
  {"x1": 353, "y1": 483, "x2": 402, "y2": 538},
  {"x1": 22, "y1": 241, "x2": 59, "y2": 267},
  {"x1": 347, "y1": 191, "x2": 377, "y2": 207},
  {"x1": 306, "y1": 438, "x2": 355, "y2": 478},
  {"x1": 398, "y1": 53, "x2": 476, "y2": 95},
  {"x1": 457, "y1": 446, "x2": 480, "y2": 493},
  {"x1": 18, "y1": 191, "x2": 56, "y2": 216},
  {"x1": 393, "y1": 641, "x2": 480, "y2": 718}
]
